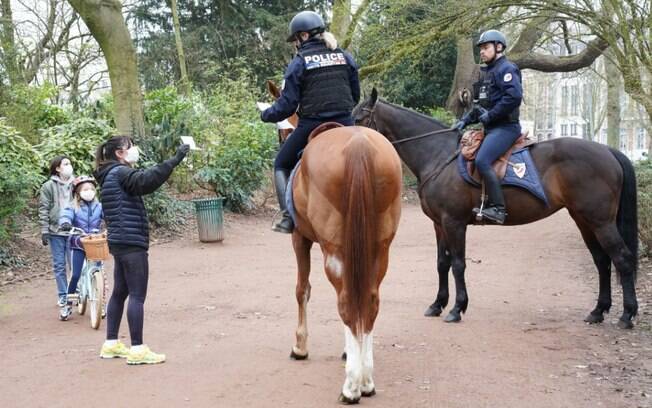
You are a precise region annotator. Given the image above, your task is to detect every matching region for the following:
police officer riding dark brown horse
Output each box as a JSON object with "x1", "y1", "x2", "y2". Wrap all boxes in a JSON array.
[
  {"x1": 354, "y1": 30, "x2": 639, "y2": 330},
  {"x1": 260, "y1": 10, "x2": 360, "y2": 234}
]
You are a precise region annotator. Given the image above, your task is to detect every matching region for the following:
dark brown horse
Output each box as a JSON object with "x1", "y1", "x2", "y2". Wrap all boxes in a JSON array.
[
  {"x1": 290, "y1": 125, "x2": 402, "y2": 403},
  {"x1": 353, "y1": 88, "x2": 638, "y2": 329}
]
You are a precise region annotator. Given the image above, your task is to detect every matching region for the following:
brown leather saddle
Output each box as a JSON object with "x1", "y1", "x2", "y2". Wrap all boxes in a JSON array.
[
  {"x1": 307, "y1": 122, "x2": 344, "y2": 143},
  {"x1": 461, "y1": 129, "x2": 535, "y2": 181}
]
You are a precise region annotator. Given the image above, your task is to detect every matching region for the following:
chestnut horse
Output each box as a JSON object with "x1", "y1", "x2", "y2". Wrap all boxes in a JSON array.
[
  {"x1": 354, "y1": 88, "x2": 638, "y2": 329},
  {"x1": 289, "y1": 125, "x2": 402, "y2": 403},
  {"x1": 265, "y1": 80, "x2": 298, "y2": 145}
]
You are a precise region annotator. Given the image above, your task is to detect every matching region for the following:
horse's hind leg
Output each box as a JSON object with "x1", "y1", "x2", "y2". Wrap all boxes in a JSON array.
[
  {"x1": 425, "y1": 223, "x2": 451, "y2": 317},
  {"x1": 291, "y1": 233, "x2": 313, "y2": 359},
  {"x1": 573, "y1": 220, "x2": 612, "y2": 323},
  {"x1": 593, "y1": 223, "x2": 638, "y2": 329}
]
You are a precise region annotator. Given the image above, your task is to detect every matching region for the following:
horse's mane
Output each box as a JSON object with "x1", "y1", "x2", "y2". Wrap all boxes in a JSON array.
[{"x1": 378, "y1": 98, "x2": 449, "y2": 129}]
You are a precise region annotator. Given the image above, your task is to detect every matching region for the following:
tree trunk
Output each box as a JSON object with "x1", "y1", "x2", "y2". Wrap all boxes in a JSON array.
[
  {"x1": 0, "y1": 0, "x2": 22, "y2": 84},
  {"x1": 446, "y1": 37, "x2": 479, "y2": 118},
  {"x1": 67, "y1": 0, "x2": 145, "y2": 139},
  {"x1": 605, "y1": 53, "x2": 621, "y2": 150},
  {"x1": 331, "y1": 0, "x2": 351, "y2": 41},
  {"x1": 170, "y1": 0, "x2": 190, "y2": 96}
]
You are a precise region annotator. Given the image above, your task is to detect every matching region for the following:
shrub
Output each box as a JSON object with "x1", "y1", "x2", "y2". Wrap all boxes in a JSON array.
[
  {"x1": 143, "y1": 185, "x2": 192, "y2": 232},
  {"x1": 636, "y1": 159, "x2": 652, "y2": 256},
  {"x1": 0, "y1": 120, "x2": 43, "y2": 241},
  {"x1": 36, "y1": 117, "x2": 113, "y2": 177},
  {"x1": 0, "y1": 83, "x2": 70, "y2": 143},
  {"x1": 193, "y1": 72, "x2": 277, "y2": 212}
]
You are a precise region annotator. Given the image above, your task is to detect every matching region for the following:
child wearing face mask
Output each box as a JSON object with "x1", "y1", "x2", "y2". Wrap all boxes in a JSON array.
[
  {"x1": 57, "y1": 176, "x2": 104, "y2": 320},
  {"x1": 39, "y1": 156, "x2": 75, "y2": 307},
  {"x1": 93, "y1": 135, "x2": 189, "y2": 365}
]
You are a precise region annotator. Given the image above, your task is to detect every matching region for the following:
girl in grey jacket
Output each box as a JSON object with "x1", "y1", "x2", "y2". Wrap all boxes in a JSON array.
[{"x1": 39, "y1": 156, "x2": 75, "y2": 306}]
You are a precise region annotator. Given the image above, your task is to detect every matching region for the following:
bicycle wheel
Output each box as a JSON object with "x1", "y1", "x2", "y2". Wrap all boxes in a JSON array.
[
  {"x1": 78, "y1": 295, "x2": 87, "y2": 315},
  {"x1": 89, "y1": 269, "x2": 104, "y2": 329}
]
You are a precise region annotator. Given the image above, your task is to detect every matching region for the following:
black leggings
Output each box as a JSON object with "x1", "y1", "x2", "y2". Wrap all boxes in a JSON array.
[{"x1": 106, "y1": 250, "x2": 149, "y2": 346}]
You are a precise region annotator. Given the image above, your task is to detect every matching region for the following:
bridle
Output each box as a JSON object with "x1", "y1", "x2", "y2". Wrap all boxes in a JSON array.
[
  {"x1": 359, "y1": 105, "x2": 457, "y2": 145},
  {"x1": 358, "y1": 103, "x2": 461, "y2": 196}
]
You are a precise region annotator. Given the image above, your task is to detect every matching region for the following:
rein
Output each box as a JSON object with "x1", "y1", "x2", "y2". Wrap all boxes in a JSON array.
[{"x1": 360, "y1": 104, "x2": 460, "y2": 196}]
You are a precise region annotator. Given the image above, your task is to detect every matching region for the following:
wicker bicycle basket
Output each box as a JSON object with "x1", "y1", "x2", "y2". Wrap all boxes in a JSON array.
[{"x1": 80, "y1": 232, "x2": 109, "y2": 261}]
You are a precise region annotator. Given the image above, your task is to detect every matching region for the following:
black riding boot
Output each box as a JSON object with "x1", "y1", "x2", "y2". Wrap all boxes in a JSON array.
[
  {"x1": 473, "y1": 170, "x2": 507, "y2": 224},
  {"x1": 273, "y1": 169, "x2": 294, "y2": 233}
]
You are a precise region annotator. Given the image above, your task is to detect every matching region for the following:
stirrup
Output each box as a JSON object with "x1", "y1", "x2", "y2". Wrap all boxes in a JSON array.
[{"x1": 473, "y1": 206, "x2": 506, "y2": 224}]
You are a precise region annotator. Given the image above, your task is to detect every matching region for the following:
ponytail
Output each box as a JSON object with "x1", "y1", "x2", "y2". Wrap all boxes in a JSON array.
[
  {"x1": 95, "y1": 135, "x2": 132, "y2": 169},
  {"x1": 321, "y1": 31, "x2": 338, "y2": 50}
]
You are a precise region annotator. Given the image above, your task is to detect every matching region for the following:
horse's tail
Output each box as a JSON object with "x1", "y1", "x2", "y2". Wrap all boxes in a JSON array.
[
  {"x1": 342, "y1": 133, "x2": 377, "y2": 338},
  {"x1": 609, "y1": 147, "x2": 638, "y2": 281}
]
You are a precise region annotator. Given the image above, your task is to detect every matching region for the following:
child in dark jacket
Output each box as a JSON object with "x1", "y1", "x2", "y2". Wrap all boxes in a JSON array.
[{"x1": 58, "y1": 176, "x2": 103, "y2": 320}]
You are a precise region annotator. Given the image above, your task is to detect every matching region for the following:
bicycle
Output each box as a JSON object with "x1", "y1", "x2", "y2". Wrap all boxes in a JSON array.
[{"x1": 60, "y1": 227, "x2": 108, "y2": 329}]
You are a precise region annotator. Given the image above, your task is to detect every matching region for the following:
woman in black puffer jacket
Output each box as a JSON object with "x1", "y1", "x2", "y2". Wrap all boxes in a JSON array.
[{"x1": 94, "y1": 135, "x2": 189, "y2": 365}]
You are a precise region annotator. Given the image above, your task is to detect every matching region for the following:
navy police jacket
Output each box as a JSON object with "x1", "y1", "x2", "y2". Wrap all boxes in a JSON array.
[
  {"x1": 475, "y1": 55, "x2": 522, "y2": 128},
  {"x1": 262, "y1": 37, "x2": 360, "y2": 123}
]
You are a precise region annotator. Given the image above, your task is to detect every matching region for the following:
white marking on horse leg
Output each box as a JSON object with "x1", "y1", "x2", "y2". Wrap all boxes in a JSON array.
[
  {"x1": 293, "y1": 289, "x2": 309, "y2": 357},
  {"x1": 342, "y1": 326, "x2": 362, "y2": 401},
  {"x1": 325, "y1": 255, "x2": 343, "y2": 278},
  {"x1": 360, "y1": 331, "x2": 375, "y2": 394}
]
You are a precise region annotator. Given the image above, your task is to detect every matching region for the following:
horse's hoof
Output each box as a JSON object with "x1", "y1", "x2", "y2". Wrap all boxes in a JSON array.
[
  {"x1": 444, "y1": 311, "x2": 461, "y2": 323},
  {"x1": 617, "y1": 318, "x2": 634, "y2": 330},
  {"x1": 290, "y1": 349, "x2": 308, "y2": 360},
  {"x1": 361, "y1": 388, "x2": 376, "y2": 397},
  {"x1": 424, "y1": 303, "x2": 443, "y2": 317},
  {"x1": 584, "y1": 313, "x2": 604, "y2": 324},
  {"x1": 341, "y1": 351, "x2": 347, "y2": 361},
  {"x1": 339, "y1": 393, "x2": 360, "y2": 405}
]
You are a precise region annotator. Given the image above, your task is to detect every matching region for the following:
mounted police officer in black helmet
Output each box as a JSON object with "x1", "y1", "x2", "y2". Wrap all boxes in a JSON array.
[
  {"x1": 453, "y1": 29, "x2": 523, "y2": 225},
  {"x1": 260, "y1": 11, "x2": 360, "y2": 233}
]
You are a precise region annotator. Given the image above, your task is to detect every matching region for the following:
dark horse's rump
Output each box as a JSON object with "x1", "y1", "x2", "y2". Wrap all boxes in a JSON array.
[{"x1": 353, "y1": 89, "x2": 638, "y2": 329}]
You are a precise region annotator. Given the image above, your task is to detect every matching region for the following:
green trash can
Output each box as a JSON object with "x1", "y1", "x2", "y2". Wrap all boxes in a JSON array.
[{"x1": 193, "y1": 198, "x2": 225, "y2": 242}]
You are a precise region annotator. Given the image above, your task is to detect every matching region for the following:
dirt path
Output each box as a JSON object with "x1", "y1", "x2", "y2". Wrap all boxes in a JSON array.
[{"x1": 1, "y1": 204, "x2": 650, "y2": 408}]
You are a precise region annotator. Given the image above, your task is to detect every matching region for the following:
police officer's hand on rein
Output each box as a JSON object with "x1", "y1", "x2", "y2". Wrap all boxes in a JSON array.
[{"x1": 452, "y1": 120, "x2": 467, "y2": 132}]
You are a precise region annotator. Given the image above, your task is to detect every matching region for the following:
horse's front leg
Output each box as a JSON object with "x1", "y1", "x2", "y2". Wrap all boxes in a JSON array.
[
  {"x1": 425, "y1": 223, "x2": 451, "y2": 317},
  {"x1": 291, "y1": 233, "x2": 313, "y2": 359},
  {"x1": 442, "y1": 220, "x2": 468, "y2": 323}
]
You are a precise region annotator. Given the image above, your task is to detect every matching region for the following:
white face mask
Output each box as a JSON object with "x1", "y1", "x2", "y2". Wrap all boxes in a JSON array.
[
  {"x1": 80, "y1": 190, "x2": 96, "y2": 202},
  {"x1": 60, "y1": 164, "x2": 73, "y2": 178},
  {"x1": 125, "y1": 146, "x2": 140, "y2": 164}
]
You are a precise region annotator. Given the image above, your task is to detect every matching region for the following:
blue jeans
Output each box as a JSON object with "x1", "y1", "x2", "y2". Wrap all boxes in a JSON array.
[
  {"x1": 49, "y1": 235, "x2": 69, "y2": 300},
  {"x1": 475, "y1": 124, "x2": 522, "y2": 177},
  {"x1": 67, "y1": 249, "x2": 85, "y2": 297}
]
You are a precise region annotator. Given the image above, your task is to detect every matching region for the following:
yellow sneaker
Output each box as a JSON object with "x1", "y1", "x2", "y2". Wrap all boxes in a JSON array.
[
  {"x1": 100, "y1": 341, "x2": 129, "y2": 359},
  {"x1": 127, "y1": 345, "x2": 166, "y2": 365}
]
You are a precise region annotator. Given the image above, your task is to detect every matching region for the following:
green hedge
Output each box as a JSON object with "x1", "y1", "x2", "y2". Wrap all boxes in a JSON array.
[
  {"x1": 36, "y1": 117, "x2": 113, "y2": 177},
  {"x1": 636, "y1": 159, "x2": 652, "y2": 255},
  {"x1": 0, "y1": 120, "x2": 43, "y2": 241}
]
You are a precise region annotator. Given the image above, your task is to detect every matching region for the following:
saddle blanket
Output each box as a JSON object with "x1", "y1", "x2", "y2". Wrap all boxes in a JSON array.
[
  {"x1": 457, "y1": 148, "x2": 549, "y2": 205},
  {"x1": 285, "y1": 161, "x2": 301, "y2": 225}
]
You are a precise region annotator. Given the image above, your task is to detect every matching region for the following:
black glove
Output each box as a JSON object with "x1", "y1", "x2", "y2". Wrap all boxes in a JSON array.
[
  {"x1": 60, "y1": 222, "x2": 72, "y2": 232},
  {"x1": 41, "y1": 233, "x2": 49, "y2": 246},
  {"x1": 452, "y1": 120, "x2": 467, "y2": 132},
  {"x1": 174, "y1": 144, "x2": 190, "y2": 163}
]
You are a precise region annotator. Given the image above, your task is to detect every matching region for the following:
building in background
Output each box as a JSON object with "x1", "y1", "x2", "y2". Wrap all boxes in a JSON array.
[{"x1": 520, "y1": 48, "x2": 649, "y2": 161}]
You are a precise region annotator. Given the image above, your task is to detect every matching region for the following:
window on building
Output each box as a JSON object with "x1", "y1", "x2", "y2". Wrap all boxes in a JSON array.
[
  {"x1": 619, "y1": 128, "x2": 627, "y2": 150},
  {"x1": 571, "y1": 124, "x2": 577, "y2": 136},
  {"x1": 570, "y1": 85, "x2": 579, "y2": 115},
  {"x1": 547, "y1": 133, "x2": 553, "y2": 140},
  {"x1": 561, "y1": 124, "x2": 568, "y2": 136},
  {"x1": 536, "y1": 133, "x2": 543, "y2": 142},
  {"x1": 637, "y1": 128, "x2": 647, "y2": 150},
  {"x1": 546, "y1": 84, "x2": 554, "y2": 129},
  {"x1": 561, "y1": 86, "x2": 568, "y2": 116},
  {"x1": 582, "y1": 124, "x2": 589, "y2": 139}
]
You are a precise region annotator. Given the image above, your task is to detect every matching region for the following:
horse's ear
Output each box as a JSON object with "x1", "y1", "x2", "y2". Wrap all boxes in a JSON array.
[
  {"x1": 371, "y1": 87, "x2": 378, "y2": 105},
  {"x1": 266, "y1": 80, "x2": 281, "y2": 98}
]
